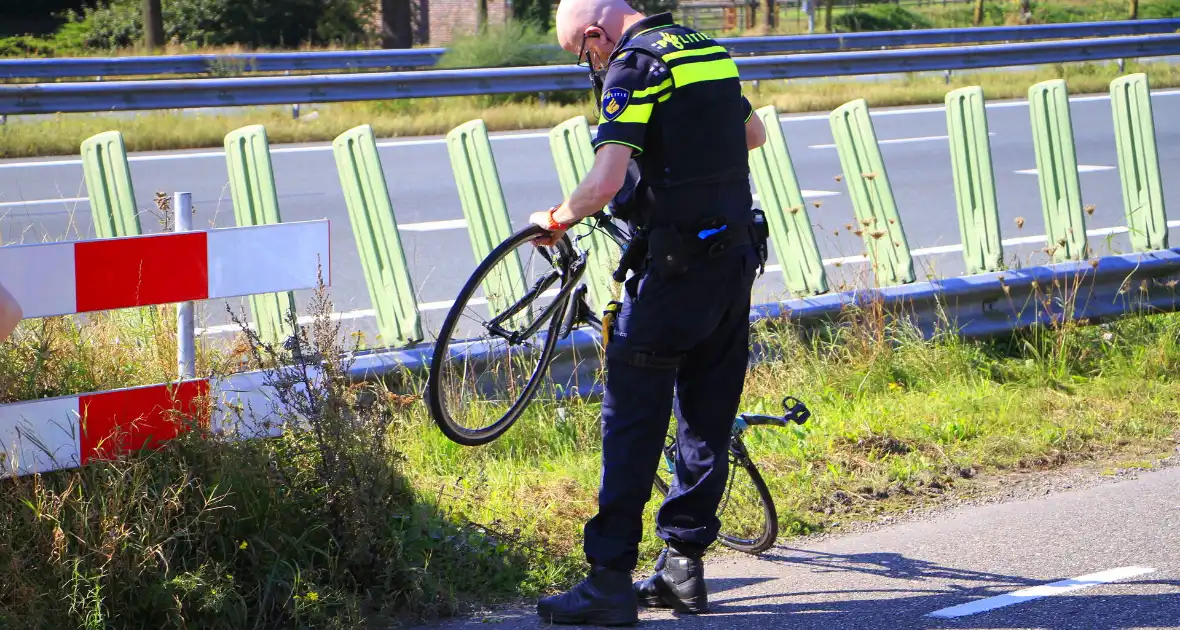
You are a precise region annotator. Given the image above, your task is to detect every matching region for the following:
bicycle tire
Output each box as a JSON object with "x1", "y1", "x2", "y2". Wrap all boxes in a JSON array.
[
  {"x1": 426, "y1": 225, "x2": 575, "y2": 447},
  {"x1": 652, "y1": 437, "x2": 779, "y2": 555}
]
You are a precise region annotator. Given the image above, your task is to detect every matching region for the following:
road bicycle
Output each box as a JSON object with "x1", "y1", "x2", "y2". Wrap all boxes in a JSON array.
[{"x1": 425, "y1": 207, "x2": 811, "y2": 553}]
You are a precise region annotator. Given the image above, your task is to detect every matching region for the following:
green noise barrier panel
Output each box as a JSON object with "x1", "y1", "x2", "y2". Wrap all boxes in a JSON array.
[
  {"x1": 224, "y1": 124, "x2": 296, "y2": 345},
  {"x1": 747, "y1": 105, "x2": 828, "y2": 296},
  {"x1": 829, "y1": 99, "x2": 914, "y2": 286},
  {"x1": 1028, "y1": 79, "x2": 1088, "y2": 262},
  {"x1": 945, "y1": 86, "x2": 1003, "y2": 274},
  {"x1": 445, "y1": 119, "x2": 528, "y2": 319},
  {"x1": 332, "y1": 124, "x2": 424, "y2": 348},
  {"x1": 1110, "y1": 73, "x2": 1168, "y2": 252},
  {"x1": 548, "y1": 115, "x2": 622, "y2": 312},
  {"x1": 81, "y1": 130, "x2": 142, "y2": 239}
]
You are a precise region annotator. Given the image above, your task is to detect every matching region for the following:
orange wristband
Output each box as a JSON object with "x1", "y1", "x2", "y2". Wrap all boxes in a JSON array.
[{"x1": 547, "y1": 206, "x2": 571, "y2": 231}]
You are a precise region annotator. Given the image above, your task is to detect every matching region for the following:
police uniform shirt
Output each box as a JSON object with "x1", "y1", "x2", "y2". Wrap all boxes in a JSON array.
[
  {"x1": 591, "y1": 13, "x2": 754, "y2": 164},
  {"x1": 591, "y1": 12, "x2": 756, "y2": 230}
]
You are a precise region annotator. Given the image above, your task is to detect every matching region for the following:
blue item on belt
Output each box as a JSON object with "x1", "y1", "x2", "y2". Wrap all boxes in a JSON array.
[{"x1": 697, "y1": 224, "x2": 728, "y2": 240}]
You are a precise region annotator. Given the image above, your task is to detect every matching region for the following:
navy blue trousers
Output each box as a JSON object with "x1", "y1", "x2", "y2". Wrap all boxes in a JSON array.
[{"x1": 583, "y1": 243, "x2": 759, "y2": 572}]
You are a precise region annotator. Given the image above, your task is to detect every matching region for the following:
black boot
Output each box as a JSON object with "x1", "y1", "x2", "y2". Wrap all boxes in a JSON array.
[
  {"x1": 633, "y1": 547, "x2": 709, "y2": 614},
  {"x1": 537, "y1": 566, "x2": 639, "y2": 626}
]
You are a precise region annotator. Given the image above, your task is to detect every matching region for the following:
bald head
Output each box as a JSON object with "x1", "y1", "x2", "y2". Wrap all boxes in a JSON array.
[{"x1": 555, "y1": 0, "x2": 644, "y2": 54}]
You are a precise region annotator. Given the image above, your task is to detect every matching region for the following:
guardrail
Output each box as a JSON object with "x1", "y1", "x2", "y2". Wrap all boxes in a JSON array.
[
  {"x1": 3, "y1": 34, "x2": 1179, "y2": 115},
  {"x1": 2, "y1": 18, "x2": 1178, "y2": 81},
  {"x1": 0, "y1": 67, "x2": 1175, "y2": 480}
]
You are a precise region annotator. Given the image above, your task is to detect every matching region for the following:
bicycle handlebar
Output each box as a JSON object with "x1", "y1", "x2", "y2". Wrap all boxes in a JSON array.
[{"x1": 738, "y1": 396, "x2": 811, "y2": 428}]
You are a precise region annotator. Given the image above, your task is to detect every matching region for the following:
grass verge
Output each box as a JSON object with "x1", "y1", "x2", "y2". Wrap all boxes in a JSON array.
[
  {"x1": 4, "y1": 58, "x2": 1177, "y2": 160},
  {"x1": 2, "y1": 239, "x2": 1180, "y2": 626}
]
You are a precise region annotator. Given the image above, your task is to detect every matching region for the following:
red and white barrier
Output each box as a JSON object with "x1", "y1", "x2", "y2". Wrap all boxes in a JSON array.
[
  {"x1": 0, "y1": 219, "x2": 332, "y2": 477},
  {"x1": 0, "y1": 372, "x2": 293, "y2": 476},
  {"x1": 0, "y1": 220, "x2": 332, "y2": 318}
]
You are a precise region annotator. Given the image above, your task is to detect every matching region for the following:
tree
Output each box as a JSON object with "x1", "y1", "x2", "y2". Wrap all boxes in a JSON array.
[
  {"x1": 1130, "y1": 0, "x2": 1139, "y2": 19},
  {"x1": 143, "y1": 0, "x2": 164, "y2": 49},
  {"x1": 381, "y1": 0, "x2": 413, "y2": 48},
  {"x1": 512, "y1": 0, "x2": 552, "y2": 31},
  {"x1": 764, "y1": 0, "x2": 777, "y2": 29},
  {"x1": 973, "y1": 0, "x2": 985, "y2": 26},
  {"x1": 478, "y1": 0, "x2": 489, "y2": 31},
  {"x1": 824, "y1": 0, "x2": 834, "y2": 33}
]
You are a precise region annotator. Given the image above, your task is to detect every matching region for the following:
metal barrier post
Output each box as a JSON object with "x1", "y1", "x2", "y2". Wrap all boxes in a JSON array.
[
  {"x1": 945, "y1": 85, "x2": 1003, "y2": 274},
  {"x1": 548, "y1": 115, "x2": 622, "y2": 312},
  {"x1": 1028, "y1": 79, "x2": 1088, "y2": 261},
  {"x1": 829, "y1": 98, "x2": 915, "y2": 286},
  {"x1": 224, "y1": 124, "x2": 297, "y2": 345},
  {"x1": 445, "y1": 119, "x2": 528, "y2": 319},
  {"x1": 81, "y1": 130, "x2": 142, "y2": 238},
  {"x1": 174, "y1": 191, "x2": 196, "y2": 379},
  {"x1": 747, "y1": 104, "x2": 828, "y2": 296},
  {"x1": 1110, "y1": 72, "x2": 1168, "y2": 251},
  {"x1": 332, "y1": 124, "x2": 424, "y2": 347}
]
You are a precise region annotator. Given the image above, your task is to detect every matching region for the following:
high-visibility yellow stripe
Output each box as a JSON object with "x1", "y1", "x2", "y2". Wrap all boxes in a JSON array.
[
  {"x1": 670, "y1": 58, "x2": 740, "y2": 87},
  {"x1": 615, "y1": 102, "x2": 653, "y2": 124},
  {"x1": 633, "y1": 78, "x2": 672, "y2": 99},
  {"x1": 662, "y1": 45, "x2": 728, "y2": 62}
]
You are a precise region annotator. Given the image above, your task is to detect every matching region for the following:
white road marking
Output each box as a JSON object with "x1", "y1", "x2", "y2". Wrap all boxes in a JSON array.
[
  {"x1": 0, "y1": 132, "x2": 550, "y2": 170},
  {"x1": 1015, "y1": 165, "x2": 1116, "y2": 175},
  {"x1": 802, "y1": 189, "x2": 841, "y2": 198},
  {"x1": 195, "y1": 307, "x2": 376, "y2": 335},
  {"x1": 398, "y1": 219, "x2": 467, "y2": 232},
  {"x1": 807, "y1": 133, "x2": 996, "y2": 150},
  {"x1": 196, "y1": 287, "x2": 562, "y2": 336},
  {"x1": 753, "y1": 190, "x2": 841, "y2": 203},
  {"x1": 0, "y1": 196, "x2": 89, "y2": 208},
  {"x1": 4, "y1": 91, "x2": 1178, "y2": 171},
  {"x1": 926, "y1": 566, "x2": 1156, "y2": 619},
  {"x1": 777, "y1": 88, "x2": 1180, "y2": 123}
]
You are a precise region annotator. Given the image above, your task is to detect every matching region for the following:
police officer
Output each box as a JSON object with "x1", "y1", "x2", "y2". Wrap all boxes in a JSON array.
[{"x1": 529, "y1": 0, "x2": 768, "y2": 625}]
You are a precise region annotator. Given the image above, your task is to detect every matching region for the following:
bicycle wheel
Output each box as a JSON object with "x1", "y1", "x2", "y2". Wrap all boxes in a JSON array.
[
  {"x1": 652, "y1": 434, "x2": 779, "y2": 554},
  {"x1": 426, "y1": 225, "x2": 578, "y2": 446}
]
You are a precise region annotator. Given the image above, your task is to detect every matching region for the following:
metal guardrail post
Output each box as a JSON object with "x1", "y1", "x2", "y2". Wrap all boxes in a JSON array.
[
  {"x1": 945, "y1": 86, "x2": 1003, "y2": 274},
  {"x1": 445, "y1": 119, "x2": 529, "y2": 319},
  {"x1": 174, "y1": 191, "x2": 196, "y2": 379},
  {"x1": 548, "y1": 116, "x2": 622, "y2": 312},
  {"x1": 747, "y1": 104, "x2": 828, "y2": 296},
  {"x1": 1028, "y1": 79, "x2": 1088, "y2": 262},
  {"x1": 223, "y1": 124, "x2": 297, "y2": 345},
  {"x1": 332, "y1": 124, "x2": 424, "y2": 348},
  {"x1": 829, "y1": 98, "x2": 915, "y2": 286},
  {"x1": 81, "y1": 130, "x2": 142, "y2": 238},
  {"x1": 1110, "y1": 73, "x2": 1168, "y2": 252}
]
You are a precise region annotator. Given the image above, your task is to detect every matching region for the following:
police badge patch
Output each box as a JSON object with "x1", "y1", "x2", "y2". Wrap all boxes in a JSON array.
[{"x1": 601, "y1": 87, "x2": 630, "y2": 122}]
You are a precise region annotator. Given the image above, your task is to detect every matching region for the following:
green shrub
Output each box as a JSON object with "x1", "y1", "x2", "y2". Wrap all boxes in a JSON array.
[
  {"x1": 0, "y1": 35, "x2": 60, "y2": 58},
  {"x1": 1139, "y1": 0, "x2": 1180, "y2": 18},
  {"x1": 628, "y1": 0, "x2": 680, "y2": 12},
  {"x1": 58, "y1": 0, "x2": 373, "y2": 51},
  {"x1": 834, "y1": 6, "x2": 933, "y2": 32},
  {"x1": 513, "y1": 0, "x2": 553, "y2": 31},
  {"x1": 435, "y1": 20, "x2": 585, "y2": 107}
]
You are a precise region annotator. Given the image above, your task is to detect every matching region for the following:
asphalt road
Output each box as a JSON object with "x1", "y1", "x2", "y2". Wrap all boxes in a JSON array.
[
  {"x1": 410, "y1": 462, "x2": 1180, "y2": 630},
  {"x1": 2, "y1": 87, "x2": 1179, "y2": 344}
]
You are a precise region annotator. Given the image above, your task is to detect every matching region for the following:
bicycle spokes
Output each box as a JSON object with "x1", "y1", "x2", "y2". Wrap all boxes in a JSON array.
[{"x1": 427, "y1": 227, "x2": 578, "y2": 445}]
